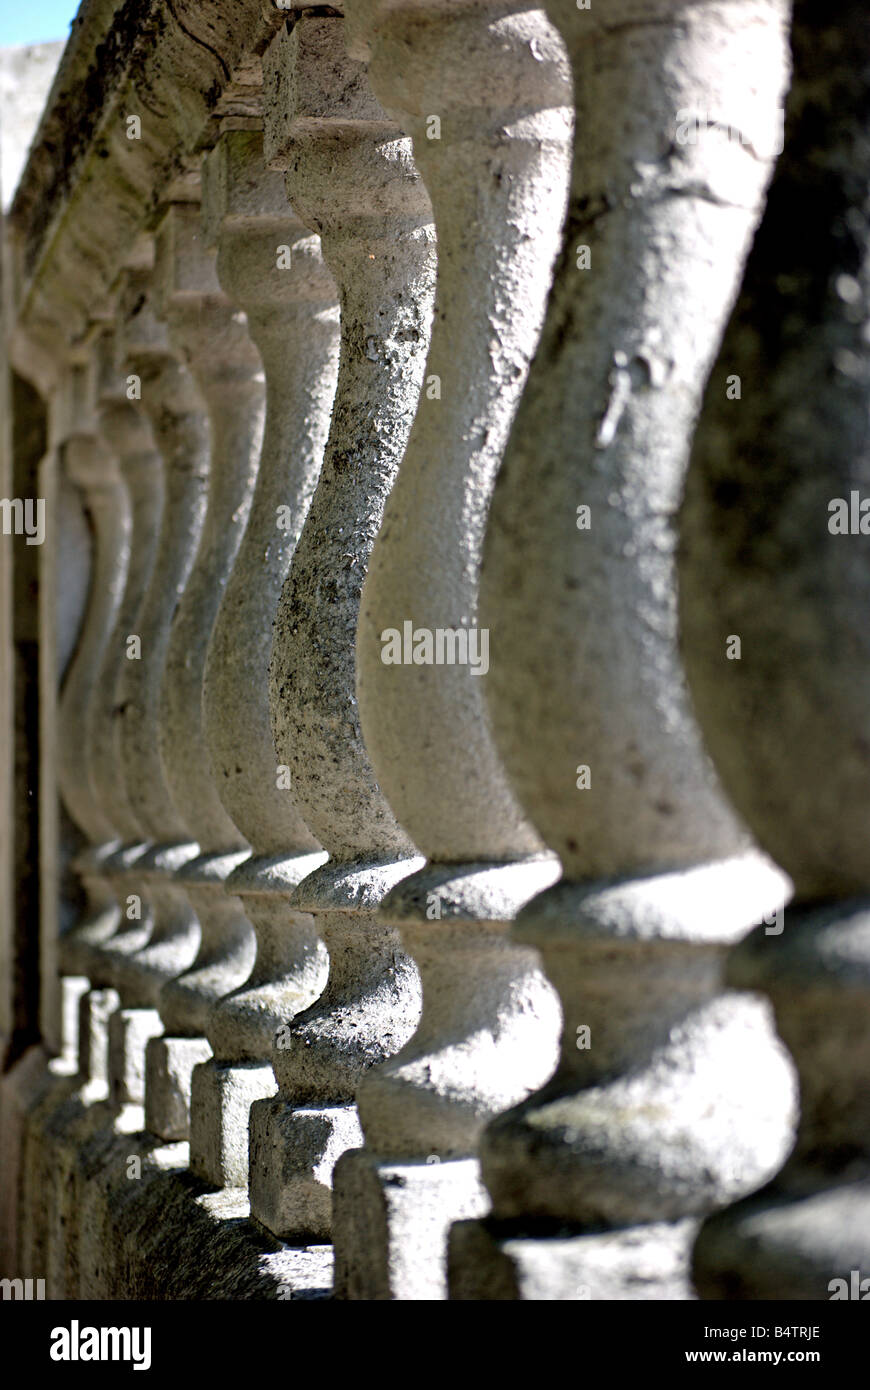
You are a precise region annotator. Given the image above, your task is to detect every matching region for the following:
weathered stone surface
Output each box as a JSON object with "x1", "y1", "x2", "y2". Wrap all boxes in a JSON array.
[
  {"x1": 249, "y1": 12, "x2": 434, "y2": 1237},
  {"x1": 8, "y1": 0, "x2": 853, "y2": 1310},
  {"x1": 190, "y1": 1058, "x2": 276, "y2": 1189},
  {"x1": 449, "y1": 1217, "x2": 695, "y2": 1302},
  {"x1": 249, "y1": 1094, "x2": 364, "y2": 1244},
  {"x1": 334, "y1": 1149, "x2": 488, "y2": 1300},
  {"x1": 8, "y1": 0, "x2": 279, "y2": 351},
  {"x1": 450, "y1": 0, "x2": 797, "y2": 1299},
  {"x1": 680, "y1": 0, "x2": 870, "y2": 1299},
  {"x1": 188, "y1": 129, "x2": 337, "y2": 1171},
  {"x1": 109, "y1": 1006, "x2": 163, "y2": 1107},
  {"x1": 154, "y1": 200, "x2": 263, "y2": 859},
  {"x1": 145, "y1": 1034, "x2": 212, "y2": 1142},
  {"x1": 113, "y1": 260, "x2": 207, "y2": 855},
  {"x1": 56, "y1": 364, "x2": 130, "y2": 852},
  {"x1": 87, "y1": 324, "x2": 163, "y2": 849}
]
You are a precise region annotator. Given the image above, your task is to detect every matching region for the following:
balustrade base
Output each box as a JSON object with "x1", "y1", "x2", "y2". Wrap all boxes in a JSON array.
[
  {"x1": 1, "y1": 1043, "x2": 327, "y2": 1297},
  {"x1": 448, "y1": 1216, "x2": 698, "y2": 1301},
  {"x1": 77, "y1": 987, "x2": 120, "y2": 1088},
  {"x1": 20, "y1": 1064, "x2": 104, "y2": 1288},
  {"x1": 145, "y1": 1035, "x2": 213, "y2": 1141},
  {"x1": 59, "y1": 975, "x2": 91, "y2": 1067},
  {"x1": 105, "y1": 842, "x2": 201, "y2": 1003},
  {"x1": 249, "y1": 1097, "x2": 364, "y2": 1242},
  {"x1": 55, "y1": 1097, "x2": 141, "y2": 1298},
  {"x1": 58, "y1": 843, "x2": 125, "y2": 978},
  {"x1": 692, "y1": 897, "x2": 870, "y2": 1298},
  {"x1": 162, "y1": 850, "x2": 257, "y2": 1034},
  {"x1": 332, "y1": 1148, "x2": 489, "y2": 1300},
  {"x1": 189, "y1": 1058, "x2": 276, "y2": 1188},
  {"x1": 108, "y1": 1007, "x2": 163, "y2": 1108},
  {"x1": 693, "y1": 1181, "x2": 870, "y2": 1301}
]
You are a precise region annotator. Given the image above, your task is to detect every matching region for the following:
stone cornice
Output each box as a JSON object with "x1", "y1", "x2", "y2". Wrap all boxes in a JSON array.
[{"x1": 8, "y1": 0, "x2": 284, "y2": 368}]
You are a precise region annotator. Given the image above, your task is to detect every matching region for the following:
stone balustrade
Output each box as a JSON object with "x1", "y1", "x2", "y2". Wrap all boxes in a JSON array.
[
  {"x1": 335, "y1": 0, "x2": 571, "y2": 1300},
  {"x1": 0, "y1": 0, "x2": 860, "y2": 1305},
  {"x1": 248, "y1": 9, "x2": 431, "y2": 1246},
  {"x1": 680, "y1": 0, "x2": 870, "y2": 1301},
  {"x1": 194, "y1": 124, "x2": 336, "y2": 1193},
  {"x1": 448, "y1": 0, "x2": 798, "y2": 1301}
]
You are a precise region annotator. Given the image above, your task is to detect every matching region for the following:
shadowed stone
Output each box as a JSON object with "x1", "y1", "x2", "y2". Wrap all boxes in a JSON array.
[{"x1": 450, "y1": 0, "x2": 797, "y2": 1300}]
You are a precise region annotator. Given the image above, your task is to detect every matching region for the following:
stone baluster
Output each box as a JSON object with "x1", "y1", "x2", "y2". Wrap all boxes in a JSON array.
[
  {"x1": 447, "y1": 0, "x2": 797, "y2": 1300},
  {"x1": 333, "y1": 0, "x2": 572, "y2": 1300},
  {"x1": 60, "y1": 322, "x2": 164, "y2": 995},
  {"x1": 188, "y1": 126, "x2": 339, "y2": 1187},
  {"x1": 55, "y1": 354, "x2": 132, "y2": 1003},
  {"x1": 246, "y1": 11, "x2": 435, "y2": 1241},
  {"x1": 679, "y1": 0, "x2": 870, "y2": 1301},
  {"x1": 25, "y1": 358, "x2": 132, "y2": 1282},
  {"x1": 88, "y1": 325, "x2": 164, "y2": 869},
  {"x1": 139, "y1": 198, "x2": 266, "y2": 1145},
  {"x1": 96, "y1": 249, "x2": 211, "y2": 1107}
]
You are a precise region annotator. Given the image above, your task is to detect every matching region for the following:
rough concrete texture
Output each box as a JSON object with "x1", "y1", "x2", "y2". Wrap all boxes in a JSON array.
[
  {"x1": 50, "y1": 368, "x2": 149, "y2": 1112},
  {"x1": 199, "y1": 129, "x2": 338, "y2": 1116},
  {"x1": 460, "y1": 0, "x2": 796, "y2": 1298},
  {"x1": 115, "y1": 267, "x2": 209, "y2": 848},
  {"x1": 210, "y1": 853, "x2": 329, "y2": 1064},
  {"x1": 145, "y1": 1034, "x2": 213, "y2": 1141},
  {"x1": 158, "y1": 851, "x2": 256, "y2": 1037},
  {"x1": 2, "y1": 1041, "x2": 332, "y2": 1296},
  {"x1": 249, "y1": 1095, "x2": 364, "y2": 1243},
  {"x1": 271, "y1": 859, "x2": 425, "y2": 1103},
  {"x1": 478, "y1": 861, "x2": 797, "y2": 1226},
  {"x1": 85, "y1": 269, "x2": 212, "y2": 1020},
  {"x1": 480, "y1": 0, "x2": 791, "y2": 881},
  {"x1": 109, "y1": 1007, "x2": 164, "y2": 1107},
  {"x1": 87, "y1": 326, "x2": 164, "y2": 844},
  {"x1": 9, "y1": 1, "x2": 279, "y2": 350},
  {"x1": 154, "y1": 201, "x2": 263, "y2": 855},
  {"x1": 354, "y1": 0, "x2": 571, "y2": 864},
  {"x1": 337, "y1": 0, "x2": 577, "y2": 1297},
  {"x1": 449, "y1": 1216, "x2": 697, "y2": 1301},
  {"x1": 56, "y1": 371, "x2": 131, "y2": 851},
  {"x1": 20, "y1": 1069, "x2": 106, "y2": 1293},
  {"x1": 202, "y1": 128, "x2": 338, "y2": 861},
  {"x1": 100, "y1": 842, "x2": 200, "y2": 1006},
  {"x1": 246, "y1": 13, "x2": 435, "y2": 1236},
  {"x1": 189, "y1": 1058, "x2": 276, "y2": 1189},
  {"x1": 355, "y1": 858, "x2": 562, "y2": 1159},
  {"x1": 678, "y1": 0, "x2": 870, "y2": 1297},
  {"x1": 265, "y1": 14, "x2": 436, "y2": 862},
  {"x1": 333, "y1": 1149, "x2": 489, "y2": 1300}
]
